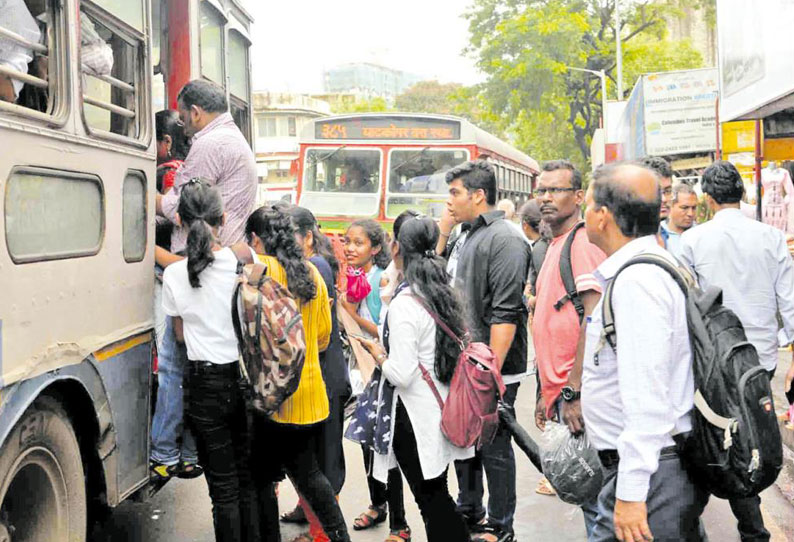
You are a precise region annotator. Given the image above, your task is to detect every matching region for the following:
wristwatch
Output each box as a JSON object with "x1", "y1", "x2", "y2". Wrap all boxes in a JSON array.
[{"x1": 560, "y1": 386, "x2": 581, "y2": 402}]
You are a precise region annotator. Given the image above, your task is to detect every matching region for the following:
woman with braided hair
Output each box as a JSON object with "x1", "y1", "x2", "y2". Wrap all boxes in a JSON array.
[{"x1": 245, "y1": 206, "x2": 351, "y2": 542}]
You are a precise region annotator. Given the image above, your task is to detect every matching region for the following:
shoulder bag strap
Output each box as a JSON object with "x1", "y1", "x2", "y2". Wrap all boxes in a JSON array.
[
  {"x1": 406, "y1": 294, "x2": 465, "y2": 350},
  {"x1": 554, "y1": 221, "x2": 586, "y2": 323},
  {"x1": 418, "y1": 363, "x2": 445, "y2": 411}
]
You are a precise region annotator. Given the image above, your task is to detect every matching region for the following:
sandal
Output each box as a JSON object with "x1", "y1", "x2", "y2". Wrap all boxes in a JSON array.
[
  {"x1": 289, "y1": 533, "x2": 313, "y2": 542},
  {"x1": 149, "y1": 460, "x2": 179, "y2": 482},
  {"x1": 353, "y1": 503, "x2": 387, "y2": 530},
  {"x1": 176, "y1": 461, "x2": 204, "y2": 479},
  {"x1": 385, "y1": 527, "x2": 411, "y2": 542},
  {"x1": 280, "y1": 503, "x2": 308, "y2": 524},
  {"x1": 470, "y1": 523, "x2": 514, "y2": 542},
  {"x1": 535, "y1": 476, "x2": 556, "y2": 496}
]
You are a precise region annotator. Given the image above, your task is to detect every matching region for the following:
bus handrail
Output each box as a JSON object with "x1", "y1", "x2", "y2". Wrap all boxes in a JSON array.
[
  {"x1": 0, "y1": 24, "x2": 48, "y2": 55},
  {"x1": 0, "y1": 64, "x2": 48, "y2": 89},
  {"x1": 85, "y1": 71, "x2": 135, "y2": 94},
  {"x1": 0, "y1": 99, "x2": 54, "y2": 122},
  {"x1": 82, "y1": 95, "x2": 136, "y2": 119}
]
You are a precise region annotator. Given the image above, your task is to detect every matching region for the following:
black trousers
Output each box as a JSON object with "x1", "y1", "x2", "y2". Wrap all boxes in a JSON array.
[
  {"x1": 252, "y1": 416, "x2": 350, "y2": 542},
  {"x1": 316, "y1": 392, "x2": 347, "y2": 494},
  {"x1": 361, "y1": 446, "x2": 407, "y2": 530},
  {"x1": 184, "y1": 361, "x2": 259, "y2": 542},
  {"x1": 392, "y1": 400, "x2": 470, "y2": 542}
]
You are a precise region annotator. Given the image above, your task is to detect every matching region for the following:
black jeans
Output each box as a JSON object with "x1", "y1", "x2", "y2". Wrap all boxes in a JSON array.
[
  {"x1": 361, "y1": 445, "x2": 407, "y2": 530},
  {"x1": 316, "y1": 392, "x2": 347, "y2": 494},
  {"x1": 455, "y1": 382, "x2": 519, "y2": 533},
  {"x1": 184, "y1": 361, "x2": 259, "y2": 542},
  {"x1": 728, "y1": 495, "x2": 770, "y2": 542},
  {"x1": 392, "y1": 400, "x2": 469, "y2": 542},
  {"x1": 252, "y1": 417, "x2": 351, "y2": 542}
]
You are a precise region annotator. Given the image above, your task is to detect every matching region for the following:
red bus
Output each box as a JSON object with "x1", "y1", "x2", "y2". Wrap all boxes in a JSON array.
[{"x1": 296, "y1": 113, "x2": 540, "y2": 234}]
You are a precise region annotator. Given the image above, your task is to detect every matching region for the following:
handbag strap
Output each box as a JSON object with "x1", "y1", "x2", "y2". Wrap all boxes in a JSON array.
[
  {"x1": 407, "y1": 294, "x2": 465, "y2": 350},
  {"x1": 418, "y1": 363, "x2": 445, "y2": 411}
]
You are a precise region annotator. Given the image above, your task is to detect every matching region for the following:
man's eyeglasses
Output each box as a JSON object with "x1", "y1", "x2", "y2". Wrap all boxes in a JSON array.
[{"x1": 535, "y1": 186, "x2": 576, "y2": 196}]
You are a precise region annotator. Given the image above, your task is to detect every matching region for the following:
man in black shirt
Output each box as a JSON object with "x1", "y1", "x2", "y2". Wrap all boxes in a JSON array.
[{"x1": 446, "y1": 160, "x2": 530, "y2": 542}]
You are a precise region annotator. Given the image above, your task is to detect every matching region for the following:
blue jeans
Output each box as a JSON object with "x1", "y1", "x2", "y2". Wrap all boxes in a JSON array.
[
  {"x1": 455, "y1": 382, "x2": 519, "y2": 534},
  {"x1": 151, "y1": 315, "x2": 198, "y2": 465}
]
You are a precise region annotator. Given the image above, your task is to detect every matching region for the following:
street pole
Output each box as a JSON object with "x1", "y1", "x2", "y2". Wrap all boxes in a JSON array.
[
  {"x1": 616, "y1": 0, "x2": 623, "y2": 99},
  {"x1": 565, "y1": 66, "x2": 607, "y2": 130}
]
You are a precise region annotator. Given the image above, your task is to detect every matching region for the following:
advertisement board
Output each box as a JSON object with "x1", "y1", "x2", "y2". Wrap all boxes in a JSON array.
[
  {"x1": 642, "y1": 68, "x2": 719, "y2": 156},
  {"x1": 717, "y1": 0, "x2": 794, "y2": 121}
]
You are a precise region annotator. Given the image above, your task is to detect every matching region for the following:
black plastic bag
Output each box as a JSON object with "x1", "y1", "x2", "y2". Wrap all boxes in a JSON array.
[{"x1": 540, "y1": 423, "x2": 604, "y2": 505}]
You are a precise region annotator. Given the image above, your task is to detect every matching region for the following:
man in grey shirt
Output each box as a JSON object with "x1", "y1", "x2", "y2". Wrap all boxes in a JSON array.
[{"x1": 680, "y1": 160, "x2": 794, "y2": 542}]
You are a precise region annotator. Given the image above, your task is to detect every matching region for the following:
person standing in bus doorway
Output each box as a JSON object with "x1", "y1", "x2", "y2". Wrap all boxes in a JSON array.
[
  {"x1": 150, "y1": 109, "x2": 199, "y2": 483},
  {"x1": 161, "y1": 180, "x2": 259, "y2": 542},
  {"x1": 445, "y1": 160, "x2": 530, "y2": 542},
  {"x1": 153, "y1": 80, "x2": 257, "y2": 483}
]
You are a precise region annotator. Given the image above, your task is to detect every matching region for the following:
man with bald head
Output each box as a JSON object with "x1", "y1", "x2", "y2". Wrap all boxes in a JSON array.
[{"x1": 581, "y1": 163, "x2": 706, "y2": 542}]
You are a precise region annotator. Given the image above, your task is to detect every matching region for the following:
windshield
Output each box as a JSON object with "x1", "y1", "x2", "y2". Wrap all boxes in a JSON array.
[
  {"x1": 301, "y1": 148, "x2": 382, "y2": 217},
  {"x1": 386, "y1": 148, "x2": 469, "y2": 218}
]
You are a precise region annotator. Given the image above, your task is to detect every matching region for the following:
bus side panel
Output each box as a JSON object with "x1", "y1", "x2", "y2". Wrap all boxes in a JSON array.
[{"x1": 91, "y1": 340, "x2": 152, "y2": 499}]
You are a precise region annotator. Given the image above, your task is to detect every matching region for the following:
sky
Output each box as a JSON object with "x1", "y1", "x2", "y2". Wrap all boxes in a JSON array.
[{"x1": 246, "y1": 0, "x2": 484, "y2": 93}]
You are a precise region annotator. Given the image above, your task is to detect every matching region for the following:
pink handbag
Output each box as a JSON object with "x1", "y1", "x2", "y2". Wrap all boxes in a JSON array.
[
  {"x1": 412, "y1": 296, "x2": 506, "y2": 450},
  {"x1": 345, "y1": 266, "x2": 371, "y2": 304}
]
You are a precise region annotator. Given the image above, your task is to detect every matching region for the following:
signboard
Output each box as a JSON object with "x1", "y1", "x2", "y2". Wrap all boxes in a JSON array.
[
  {"x1": 721, "y1": 120, "x2": 757, "y2": 154},
  {"x1": 717, "y1": 0, "x2": 794, "y2": 121},
  {"x1": 616, "y1": 78, "x2": 645, "y2": 160},
  {"x1": 642, "y1": 69, "x2": 719, "y2": 156},
  {"x1": 315, "y1": 117, "x2": 461, "y2": 140}
]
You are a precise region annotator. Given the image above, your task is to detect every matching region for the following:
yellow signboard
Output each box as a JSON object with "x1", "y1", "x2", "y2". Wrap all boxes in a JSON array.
[{"x1": 722, "y1": 121, "x2": 758, "y2": 154}]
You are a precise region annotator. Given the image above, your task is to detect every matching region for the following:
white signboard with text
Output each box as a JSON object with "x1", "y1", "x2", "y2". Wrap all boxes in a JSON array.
[{"x1": 642, "y1": 69, "x2": 719, "y2": 156}]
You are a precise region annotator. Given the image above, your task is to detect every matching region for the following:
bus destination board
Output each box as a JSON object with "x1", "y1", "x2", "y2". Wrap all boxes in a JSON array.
[{"x1": 315, "y1": 117, "x2": 461, "y2": 140}]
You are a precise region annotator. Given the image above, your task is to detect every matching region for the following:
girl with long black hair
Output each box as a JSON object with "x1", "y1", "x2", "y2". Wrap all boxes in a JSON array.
[
  {"x1": 354, "y1": 215, "x2": 473, "y2": 542},
  {"x1": 245, "y1": 206, "x2": 351, "y2": 542},
  {"x1": 160, "y1": 180, "x2": 258, "y2": 542}
]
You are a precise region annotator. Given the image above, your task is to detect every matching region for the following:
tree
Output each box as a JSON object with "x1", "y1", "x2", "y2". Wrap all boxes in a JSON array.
[
  {"x1": 395, "y1": 81, "x2": 463, "y2": 114},
  {"x1": 464, "y1": 0, "x2": 705, "y2": 164}
]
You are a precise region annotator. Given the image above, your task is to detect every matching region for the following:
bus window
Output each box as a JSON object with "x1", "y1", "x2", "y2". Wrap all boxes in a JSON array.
[
  {"x1": 301, "y1": 148, "x2": 381, "y2": 217},
  {"x1": 228, "y1": 30, "x2": 250, "y2": 143},
  {"x1": 80, "y1": 1, "x2": 146, "y2": 141},
  {"x1": 5, "y1": 168, "x2": 104, "y2": 263},
  {"x1": 122, "y1": 170, "x2": 146, "y2": 262},
  {"x1": 0, "y1": 0, "x2": 58, "y2": 117},
  {"x1": 386, "y1": 148, "x2": 468, "y2": 218},
  {"x1": 200, "y1": 2, "x2": 225, "y2": 85}
]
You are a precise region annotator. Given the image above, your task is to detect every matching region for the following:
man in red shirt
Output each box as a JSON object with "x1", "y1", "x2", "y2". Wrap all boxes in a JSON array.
[{"x1": 532, "y1": 160, "x2": 606, "y2": 536}]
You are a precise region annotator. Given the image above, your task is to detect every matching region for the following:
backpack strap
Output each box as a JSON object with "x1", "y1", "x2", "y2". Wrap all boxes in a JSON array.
[
  {"x1": 407, "y1": 294, "x2": 466, "y2": 351},
  {"x1": 230, "y1": 243, "x2": 254, "y2": 272},
  {"x1": 418, "y1": 363, "x2": 445, "y2": 411},
  {"x1": 554, "y1": 222, "x2": 586, "y2": 324},
  {"x1": 601, "y1": 253, "x2": 692, "y2": 351}
]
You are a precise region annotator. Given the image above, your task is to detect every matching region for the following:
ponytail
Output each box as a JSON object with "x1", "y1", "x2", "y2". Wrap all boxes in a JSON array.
[
  {"x1": 178, "y1": 179, "x2": 224, "y2": 288},
  {"x1": 398, "y1": 216, "x2": 466, "y2": 384}
]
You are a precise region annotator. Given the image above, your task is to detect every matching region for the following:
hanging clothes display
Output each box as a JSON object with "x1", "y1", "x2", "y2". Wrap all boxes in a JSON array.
[{"x1": 761, "y1": 165, "x2": 794, "y2": 232}]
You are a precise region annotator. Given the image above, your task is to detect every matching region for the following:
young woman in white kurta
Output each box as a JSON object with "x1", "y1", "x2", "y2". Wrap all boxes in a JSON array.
[{"x1": 356, "y1": 215, "x2": 473, "y2": 542}]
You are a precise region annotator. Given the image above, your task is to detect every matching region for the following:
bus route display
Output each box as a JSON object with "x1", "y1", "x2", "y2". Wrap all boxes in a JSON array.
[{"x1": 315, "y1": 117, "x2": 461, "y2": 140}]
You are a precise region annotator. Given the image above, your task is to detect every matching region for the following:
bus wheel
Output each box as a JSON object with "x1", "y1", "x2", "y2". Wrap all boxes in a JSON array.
[{"x1": 0, "y1": 397, "x2": 87, "y2": 542}]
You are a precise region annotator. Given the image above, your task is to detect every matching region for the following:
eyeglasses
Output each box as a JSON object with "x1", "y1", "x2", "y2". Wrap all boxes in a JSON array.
[{"x1": 535, "y1": 186, "x2": 576, "y2": 196}]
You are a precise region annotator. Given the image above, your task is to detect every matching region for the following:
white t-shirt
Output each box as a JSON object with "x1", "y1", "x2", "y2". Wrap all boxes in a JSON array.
[{"x1": 162, "y1": 247, "x2": 252, "y2": 364}]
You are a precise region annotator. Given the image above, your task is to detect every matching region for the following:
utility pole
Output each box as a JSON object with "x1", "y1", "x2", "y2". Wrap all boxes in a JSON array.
[{"x1": 616, "y1": 0, "x2": 623, "y2": 99}]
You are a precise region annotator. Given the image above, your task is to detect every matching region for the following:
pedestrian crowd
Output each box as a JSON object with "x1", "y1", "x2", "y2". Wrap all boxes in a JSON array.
[{"x1": 149, "y1": 78, "x2": 794, "y2": 542}]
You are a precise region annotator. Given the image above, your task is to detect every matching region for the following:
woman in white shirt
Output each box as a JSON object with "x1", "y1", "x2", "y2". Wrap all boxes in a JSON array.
[
  {"x1": 355, "y1": 215, "x2": 473, "y2": 542},
  {"x1": 161, "y1": 180, "x2": 258, "y2": 542}
]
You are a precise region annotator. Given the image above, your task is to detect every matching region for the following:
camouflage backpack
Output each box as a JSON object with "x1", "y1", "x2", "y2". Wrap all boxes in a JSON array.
[{"x1": 230, "y1": 245, "x2": 307, "y2": 415}]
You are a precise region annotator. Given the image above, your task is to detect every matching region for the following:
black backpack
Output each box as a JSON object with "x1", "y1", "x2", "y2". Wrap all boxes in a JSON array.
[
  {"x1": 554, "y1": 222, "x2": 586, "y2": 324},
  {"x1": 601, "y1": 253, "x2": 782, "y2": 499}
]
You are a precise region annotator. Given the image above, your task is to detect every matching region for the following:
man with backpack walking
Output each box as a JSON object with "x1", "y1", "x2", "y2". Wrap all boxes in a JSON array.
[
  {"x1": 531, "y1": 160, "x2": 605, "y2": 533},
  {"x1": 679, "y1": 160, "x2": 794, "y2": 542},
  {"x1": 581, "y1": 163, "x2": 707, "y2": 542},
  {"x1": 445, "y1": 160, "x2": 530, "y2": 542}
]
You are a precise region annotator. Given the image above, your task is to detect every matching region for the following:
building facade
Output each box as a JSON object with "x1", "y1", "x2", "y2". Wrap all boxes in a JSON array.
[
  {"x1": 253, "y1": 92, "x2": 331, "y2": 205},
  {"x1": 323, "y1": 62, "x2": 422, "y2": 102}
]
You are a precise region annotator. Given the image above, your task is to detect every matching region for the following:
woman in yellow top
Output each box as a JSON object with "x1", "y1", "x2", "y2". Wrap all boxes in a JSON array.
[{"x1": 245, "y1": 206, "x2": 351, "y2": 542}]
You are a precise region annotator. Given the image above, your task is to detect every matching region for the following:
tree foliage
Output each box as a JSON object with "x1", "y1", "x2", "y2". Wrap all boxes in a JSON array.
[
  {"x1": 463, "y1": 0, "x2": 706, "y2": 165},
  {"x1": 395, "y1": 81, "x2": 463, "y2": 114}
]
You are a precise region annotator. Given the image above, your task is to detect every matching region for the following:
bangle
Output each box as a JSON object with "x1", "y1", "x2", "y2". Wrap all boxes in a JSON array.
[
  {"x1": 376, "y1": 353, "x2": 387, "y2": 363},
  {"x1": 439, "y1": 232, "x2": 451, "y2": 238}
]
